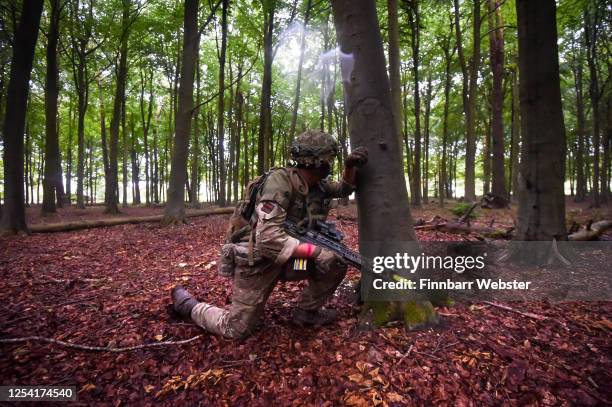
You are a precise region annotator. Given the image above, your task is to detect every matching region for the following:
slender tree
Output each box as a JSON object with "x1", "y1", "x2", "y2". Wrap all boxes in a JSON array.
[
  {"x1": 584, "y1": 5, "x2": 602, "y2": 207},
  {"x1": 257, "y1": 0, "x2": 275, "y2": 174},
  {"x1": 42, "y1": 0, "x2": 65, "y2": 214},
  {"x1": 406, "y1": 0, "x2": 421, "y2": 207},
  {"x1": 488, "y1": 0, "x2": 506, "y2": 199},
  {"x1": 387, "y1": 0, "x2": 402, "y2": 148},
  {"x1": 162, "y1": 0, "x2": 200, "y2": 224},
  {"x1": 453, "y1": 0, "x2": 480, "y2": 201},
  {"x1": 105, "y1": 0, "x2": 131, "y2": 214},
  {"x1": 288, "y1": 0, "x2": 312, "y2": 149},
  {"x1": 217, "y1": 0, "x2": 229, "y2": 206}
]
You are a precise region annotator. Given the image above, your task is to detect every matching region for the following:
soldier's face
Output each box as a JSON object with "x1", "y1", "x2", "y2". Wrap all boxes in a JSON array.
[{"x1": 313, "y1": 162, "x2": 332, "y2": 179}]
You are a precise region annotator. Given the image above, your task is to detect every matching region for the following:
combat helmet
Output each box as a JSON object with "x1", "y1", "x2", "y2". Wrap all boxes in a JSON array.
[{"x1": 290, "y1": 130, "x2": 339, "y2": 168}]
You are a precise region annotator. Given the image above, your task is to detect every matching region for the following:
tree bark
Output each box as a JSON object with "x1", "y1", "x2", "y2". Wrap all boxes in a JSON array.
[
  {"x1": 488, "y1": 0, "x2": 506, "y2": 199},
  {"x1": 140, "y1": 66, "x2": 154, "y2": 205},
  {"x1": 162, "y1": 0, "x2": 199, "y2": 224},
  {"x1": 121, "y1": 87, "x2": 128, "y2": 207},
  {"x1": 423, "y1": 72, "x2": 432, "y2": 204},
  {"x1": 216, "y1": 0, "x2": 228, "y2": 206},
  {"x1": 106, "y1": 0, "x2": 131, "y2": 214},
  {"x1": 571, "y1": 37, "x2": 587, "y2": 202},
  {"x1": 0, "y1": 0, "x2": 44, "y2": 235},
  {"x1": 257, "y1": 0, "x2": 275, "y2": 175},
  {"x1": 453, "y1": 0, "x2": 479, "y2": 201},
  {"x1": 439, "y1": 20, "x2": 454, "y2": 207},
  {"x1": 190, "y1": 60, "x2": 201, "y2": 205},
  {"x1": 65, "y1": 101, "x2": 74, "y2": 204},
  {"x1": 233, "y1": 63, "x2": 243, "y2": 202},
  {"x1": 584, "y1": 7, "x2": 601, "y2": 207},
  {"x1": 70, "y1": 0, "x2": 94, "y2": 210},
  {"x1": 387, "y1": 0, "x2": 403, "y2": 148},
  {"x1": 509, "y1": 67, "x2": 520, "y2": 201},
  {"x1": 406, "y1": 0, "x2": 421, "y2": 207},
  {"x1": 42, "y1": 0, "x2": 64, "y2": 214},
  {"x1": 514, "y1": 0, "x2": 567, "y2": 242},
  {"x1": 288, "y1": 0, "x2": 312, "y2": 149},
  {"x1": 332, "y1": 0, "x2": 436, "y2": 328},
  {"x1": 130, "y1": 117, "x2": 140, "y2": 204}
]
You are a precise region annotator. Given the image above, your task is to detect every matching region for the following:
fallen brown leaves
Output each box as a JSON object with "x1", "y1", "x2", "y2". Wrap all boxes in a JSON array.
[{"x1": 0, "y1": 208, "x2": 610, "y2": 406}]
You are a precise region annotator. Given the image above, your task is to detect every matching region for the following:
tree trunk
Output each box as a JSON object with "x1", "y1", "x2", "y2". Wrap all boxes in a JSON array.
[
  {"x1": 483, "y1": 104, "x2": 491, "y2": 195},
  {"x1": 42, "y1": 0, "x2": 64, "y2": 214},
  {"x1": 153, "y1": 128, "x2": 159, "y2": 203},
  {"x1": 454, "y1": 0, "x2": 479, "y2": 201},
  {"x1": 387, "y1": 0, "x2": 403, "y2": 148},
  {"x1": 572, "y1": 38, "x2": 586, "y2": 202},
  {"x1": 25, "y1": 123, "x2": 31, "y2": 206},
  {"x1": 190, "y1": 60, "x2": 201, "y2": 205},
  {"x1": 88, "y1": 139, "x2": 93, "y2": 204},
  {"x1": 509, "y1": 68, "x2": 520, "y2": 201},
  {"x1": 216, "y1": 0, "x2": 229, "y2": 206},
  {"x1": 0, "y1": 0, "x2": 44, "y2": 235},
  {"x1": 106, "y1": 0, "x2": 130, "y2": 214},
  {"x1": 465, "y1": 0, "x2": 480, "y2": 201},
  {"x1": 406, "y1": 0, "x2": 421, "y2": 207},
  {"x1": 603, "y1": 94, "x2": 611, "y2": 201},
  {"x1": 130, "y1": 117, "x2": 140, "y2": 204},
  {"x1": 140, "y1": 66, "x2": 153, "y2": 205},
  {"x1": 288, "y1": 0, "x2": 312, "y2": 148},
  {"x1": 257, "y1": 0, "x2": 275, "y2": 175},
  {"x1": 488, "y1": 0, "x2": 506, "y2": 199},
  {"x1": 233, "y1": 63, "x2": 243, "y2": 202},
  {"x1": 514, "y1": 0, "x2": 566, "y2": 242},
  {"x1": 65, "y1": 101, "x2": 74, "y2": 204},
  {"x1": 162, "y1": 0, "x2": 199, "y2": 224},
  {"x1": 439, "y1": 21, "x2": 454, "y2": 207},
  {"x1": 584, "y1": 7, "x2": 601, "y2": 207},
  {"x1": 422, "y1": 72, "x2": 432, "y2": 204},
  {"x1": 332, "y1": 0, "x2": 436, "y2": 329},
  {"x1": 121, "y1": 89, "x2": 128, "y2": 207},
  {"x1": 98, "y1": 80, "x2": 110, "y2": 195}
]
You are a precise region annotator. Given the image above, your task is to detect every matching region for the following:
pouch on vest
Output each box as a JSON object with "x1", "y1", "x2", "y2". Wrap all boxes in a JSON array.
[
  {"x1": 224, "y1": 172, "x2": 271, "y2": 243},
  {"x1": 280, "y1": 257, "x2": 315, "y2": 281},
  {"x1": 218, "y1": 243, "x2": 236, "y2": 278}
]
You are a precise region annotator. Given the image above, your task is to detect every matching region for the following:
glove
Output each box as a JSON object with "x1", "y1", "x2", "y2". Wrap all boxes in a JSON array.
[{"x1": 345, "y1": 147, "x2": 368, "y2": 168}]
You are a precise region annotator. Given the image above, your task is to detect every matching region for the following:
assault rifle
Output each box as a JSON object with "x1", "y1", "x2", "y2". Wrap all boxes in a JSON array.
[{"x1": 283, "y1": 219, "x2": 362, "y2": 270}]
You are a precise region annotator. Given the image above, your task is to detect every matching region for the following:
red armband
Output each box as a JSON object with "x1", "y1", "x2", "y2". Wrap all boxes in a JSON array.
[{"x1": 292, "y1": 243, "x2": 322, "y2": 259}]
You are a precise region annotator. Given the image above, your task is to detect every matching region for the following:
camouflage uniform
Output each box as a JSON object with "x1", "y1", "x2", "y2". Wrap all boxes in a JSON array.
[
  {"x1": 191, "y1": 167, "x2": 355, "y2": 338},
  {"x1": 190, "y1": 131, "x2": 356, "y2": 339}
]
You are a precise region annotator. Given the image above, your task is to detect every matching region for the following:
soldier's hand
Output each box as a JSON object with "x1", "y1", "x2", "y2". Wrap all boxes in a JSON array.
[{"x1": 345, "y1": 147, "x2": 368, "y2": 168}]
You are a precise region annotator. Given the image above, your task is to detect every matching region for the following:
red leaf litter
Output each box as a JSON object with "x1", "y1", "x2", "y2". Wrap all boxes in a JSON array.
[{"x1": 1, "y1": 207, "x2": 610, "y2": 406}]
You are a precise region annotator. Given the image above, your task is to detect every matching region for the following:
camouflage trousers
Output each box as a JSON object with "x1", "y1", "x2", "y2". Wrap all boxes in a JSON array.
[{"x1": 190, "y1": 245, "x2": 347, "y2": 339}]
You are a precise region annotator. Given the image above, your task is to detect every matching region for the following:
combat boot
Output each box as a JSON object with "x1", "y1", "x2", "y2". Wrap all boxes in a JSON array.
[
  {"x1": 292, "y1": 308, "x2": 338, "y2": 326},
  {"x1": 171, "y1": 285, "x2": 199, "y2": 317}
]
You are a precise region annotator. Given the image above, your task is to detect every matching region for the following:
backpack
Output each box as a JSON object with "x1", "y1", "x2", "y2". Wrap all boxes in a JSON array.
[{"x1": 224, "y1": 171, "x2": 273, "y2": 243}]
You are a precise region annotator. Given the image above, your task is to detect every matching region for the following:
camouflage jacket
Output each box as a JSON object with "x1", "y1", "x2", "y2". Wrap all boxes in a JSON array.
[{"x1": 253, "y1": 167, "x2": 354, "y2": 265}]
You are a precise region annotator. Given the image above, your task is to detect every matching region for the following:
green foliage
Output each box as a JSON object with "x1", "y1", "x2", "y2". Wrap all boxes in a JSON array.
[{"x1": 451, "y1": 202, "x2": 478, "y2": 219}]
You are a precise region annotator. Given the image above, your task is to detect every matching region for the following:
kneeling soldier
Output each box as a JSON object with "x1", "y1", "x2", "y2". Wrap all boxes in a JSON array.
[{"x1": 171, "y1": 130, "x2": 368, "y2": 338}]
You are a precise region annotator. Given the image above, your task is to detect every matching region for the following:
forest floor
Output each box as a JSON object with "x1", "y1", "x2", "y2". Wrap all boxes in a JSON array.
[{"x1": 1, "y1": 199, "x2": 611, "y2": 406}]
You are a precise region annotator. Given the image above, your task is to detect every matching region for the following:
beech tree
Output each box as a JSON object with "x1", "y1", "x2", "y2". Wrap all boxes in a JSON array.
[
  {"x1": 514, "y1": 0, "x2": 566, "y2": 242},
  {"x1": 0, "y1": 0, "x2": 44, "y2": 235},
  {"x1": 41, "y1": 0, "x2": 64, "y2": 214},
  {"x1": 105, "y1": 0, "x2": 131, "y2": 214},
  {"x1": 332, "y1": 0, "x2": 437, "y2": 328},
  {"x1": 162, "y1": 0, "x2": 199, "y2": 224}
]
